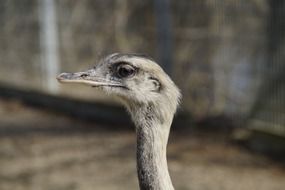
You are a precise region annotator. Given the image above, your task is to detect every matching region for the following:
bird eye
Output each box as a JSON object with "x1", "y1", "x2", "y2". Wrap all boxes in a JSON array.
[{"x1": 117, "y1": 64, "x2": 135, "y2": 78}]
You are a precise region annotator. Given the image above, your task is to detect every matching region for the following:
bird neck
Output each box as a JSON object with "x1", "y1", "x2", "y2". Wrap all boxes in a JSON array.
[
  {"x1": 129, "y1": 103, "x2": 175, "y2": 190},
  {"x1": 136, "y1": 126, "x2": 174, "y2": 190}
]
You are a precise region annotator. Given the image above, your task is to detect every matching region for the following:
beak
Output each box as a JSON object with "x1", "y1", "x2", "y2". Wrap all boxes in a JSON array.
[{"x1": 56, "y1": 71, "x2": 124, "y2": 88}]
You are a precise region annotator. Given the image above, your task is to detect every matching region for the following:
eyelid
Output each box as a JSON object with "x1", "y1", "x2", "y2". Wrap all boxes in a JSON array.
[
  {"x1": 118, "y1": 64, "x2": 133, "y2": 69},
  {"x1": 115, "y1": 62, "x2": 138, "y2": 72},
  {"x1": 116, "y1": 61, "x2": 134, "y2": 68}
]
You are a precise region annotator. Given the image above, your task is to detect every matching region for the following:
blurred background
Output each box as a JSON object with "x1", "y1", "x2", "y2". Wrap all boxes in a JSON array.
[{"x1": 0, "y1": 0, "x2": 285, "y2": 189}]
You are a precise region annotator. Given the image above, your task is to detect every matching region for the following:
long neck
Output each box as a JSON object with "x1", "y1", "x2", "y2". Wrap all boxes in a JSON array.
[{"x1": 129, "y1": 103, "x2": 174, "y2": 190}]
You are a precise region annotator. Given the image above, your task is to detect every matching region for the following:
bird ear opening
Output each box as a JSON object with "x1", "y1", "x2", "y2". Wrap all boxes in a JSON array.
[{"x1": 149, "y1": 76, "x2": 161, "y2": 92}]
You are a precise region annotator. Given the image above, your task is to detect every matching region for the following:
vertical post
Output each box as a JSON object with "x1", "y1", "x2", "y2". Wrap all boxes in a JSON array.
[
  {"x1": 154, "y1": 0, "x2": 173, "y2": 75},
  {"x1": 39, "y1": 0, "x2": 60, "y2": 93}
]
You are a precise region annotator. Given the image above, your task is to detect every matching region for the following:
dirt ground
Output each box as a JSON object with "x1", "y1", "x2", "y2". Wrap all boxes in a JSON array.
[{"x1": 0, "y1": 98, "x2": 285, "y2": 190}]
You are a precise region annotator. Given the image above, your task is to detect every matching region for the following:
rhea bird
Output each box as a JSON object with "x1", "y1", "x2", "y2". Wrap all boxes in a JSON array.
[{"x1": 57, "y1": 53, "x2": 181, "y2": 190}]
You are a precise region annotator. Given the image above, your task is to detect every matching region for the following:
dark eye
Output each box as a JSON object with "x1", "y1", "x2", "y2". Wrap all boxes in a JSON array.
[{"x1": 117, "y1": 64, "x2": 135, "y2": 78}]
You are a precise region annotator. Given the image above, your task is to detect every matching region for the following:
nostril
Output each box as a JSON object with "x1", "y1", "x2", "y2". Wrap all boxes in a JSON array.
[{"x1": 80, "y1": 73, "x2": 88, "y2": 78}]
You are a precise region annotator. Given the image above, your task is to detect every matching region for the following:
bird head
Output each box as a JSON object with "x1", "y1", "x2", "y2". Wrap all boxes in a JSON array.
[{"x1": 57, "y1": 53, "x2": 181, "y2": 118}]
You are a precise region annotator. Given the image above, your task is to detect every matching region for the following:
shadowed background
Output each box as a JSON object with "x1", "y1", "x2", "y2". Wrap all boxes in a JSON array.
[{"x1": 0, "y1": 0, "x2": 285, "y2": 190}]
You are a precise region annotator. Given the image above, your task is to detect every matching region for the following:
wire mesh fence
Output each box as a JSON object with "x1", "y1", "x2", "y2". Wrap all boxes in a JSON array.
[
  {"x1": 1, "y1": 1, "x2": 285, "y2": 190},
  {"x1": 0, "y1": 0, "x2": 284, "y2": 134}
]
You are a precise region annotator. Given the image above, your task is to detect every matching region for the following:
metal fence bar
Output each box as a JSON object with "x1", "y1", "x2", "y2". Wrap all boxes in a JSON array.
[
  {"x1": 39, "y1": 0, "x2": 60, "y2": 93},
  {"x1": 153, "y1": 0, "x2": 173, "y2": 75}
]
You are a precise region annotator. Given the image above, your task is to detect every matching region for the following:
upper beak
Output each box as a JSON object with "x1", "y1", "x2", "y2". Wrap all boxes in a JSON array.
[{"x1": 56, "y1": 71, "x2": 124, "y2": 88}]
